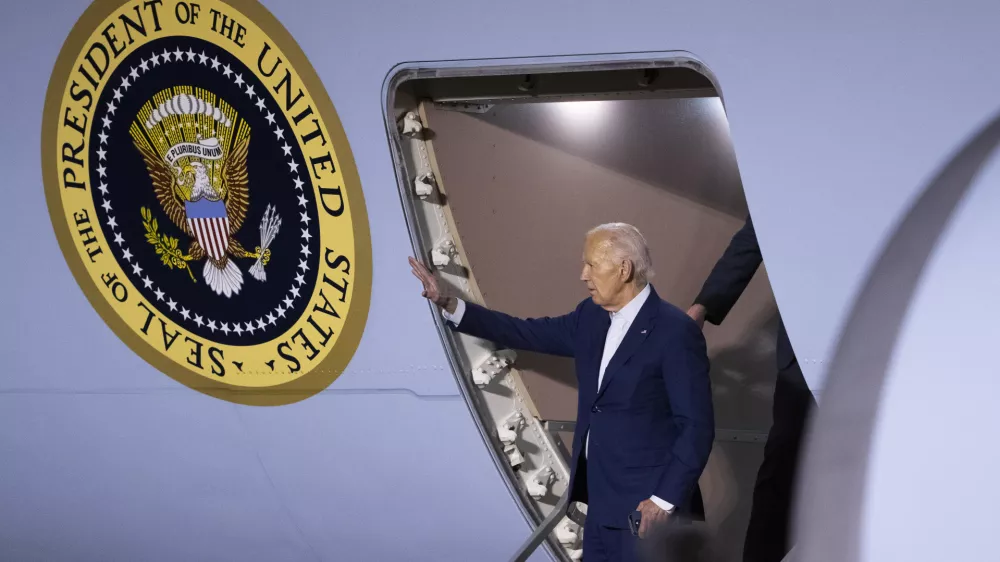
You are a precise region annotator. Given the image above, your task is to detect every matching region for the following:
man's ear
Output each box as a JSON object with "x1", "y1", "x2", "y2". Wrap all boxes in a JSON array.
[{"x1": 621, "y1": 259, "x2": 634, "y2": 282}]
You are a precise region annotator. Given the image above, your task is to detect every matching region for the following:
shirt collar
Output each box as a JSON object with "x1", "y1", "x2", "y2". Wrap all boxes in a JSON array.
[{"x1": 609, "y1": 283, "x2": 651, "y2": 326}]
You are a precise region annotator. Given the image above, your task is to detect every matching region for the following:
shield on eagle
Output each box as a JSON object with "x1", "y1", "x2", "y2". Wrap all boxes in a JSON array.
[{"x1": 185, "y1": 199, "x2": 230, "y2": 262}]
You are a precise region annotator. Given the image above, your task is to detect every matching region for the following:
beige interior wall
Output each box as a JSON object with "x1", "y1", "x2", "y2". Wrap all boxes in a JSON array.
[{"x1": 422, "y1": 101, "x2": 779, "y2": 560}]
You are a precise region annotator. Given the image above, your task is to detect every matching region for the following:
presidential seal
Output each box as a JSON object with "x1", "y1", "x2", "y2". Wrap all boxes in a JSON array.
[{"x1": 42, "y1": 0, "x2": 372, "y2": 405}]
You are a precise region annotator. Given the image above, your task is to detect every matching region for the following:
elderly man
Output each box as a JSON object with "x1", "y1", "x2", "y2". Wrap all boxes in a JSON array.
[{"x1": 409, "y1": 223, "x2": 715, "y2": 561}]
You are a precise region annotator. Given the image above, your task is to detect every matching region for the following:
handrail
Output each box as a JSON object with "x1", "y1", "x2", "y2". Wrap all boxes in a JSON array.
[
  {"x1": 508, "y1": 491, "x2": 572, "y2": 562},
  {"x1": 543, "y1": 421, "x2": 768, "y2": 444},
  {"x1": 542, "y1": 420, "x2": 577, "y2": 433}
]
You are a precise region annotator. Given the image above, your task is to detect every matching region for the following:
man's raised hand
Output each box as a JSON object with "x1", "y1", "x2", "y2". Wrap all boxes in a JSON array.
[{"x1": 408, "y1": 256, "x2": 454, "y2": 312}]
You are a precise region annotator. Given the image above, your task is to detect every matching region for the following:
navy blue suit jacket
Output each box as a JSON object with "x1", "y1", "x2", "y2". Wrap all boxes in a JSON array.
[
  {"x1": 452, "y1": 285, "x2": 714, "y2": 527},
  {"x1": 693, "y1": 216, "x2": 796, "y2": 373}
]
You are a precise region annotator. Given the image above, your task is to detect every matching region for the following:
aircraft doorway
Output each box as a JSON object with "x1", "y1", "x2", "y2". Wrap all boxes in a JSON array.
[{"x1": 385, "y1": 55, "x2": 781, "y2": 562}]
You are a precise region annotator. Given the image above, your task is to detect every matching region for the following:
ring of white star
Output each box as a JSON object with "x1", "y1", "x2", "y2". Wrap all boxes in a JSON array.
[{"x1": 93, "y1": 45, "x2": 317, "y2": 338}]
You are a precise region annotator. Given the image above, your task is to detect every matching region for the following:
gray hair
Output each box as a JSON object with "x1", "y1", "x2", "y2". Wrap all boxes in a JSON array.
[{"x1": 586, "y1": 222, "x2": 655, "y2": 284}]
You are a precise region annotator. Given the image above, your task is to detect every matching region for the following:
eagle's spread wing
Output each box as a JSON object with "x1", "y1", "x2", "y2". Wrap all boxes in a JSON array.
[
  {"x1": 134, "y1": 141, "x2": 189, "y2": 235},
  {"x1": 223, "y1": 137, "x2": 250, "y2": 235}
]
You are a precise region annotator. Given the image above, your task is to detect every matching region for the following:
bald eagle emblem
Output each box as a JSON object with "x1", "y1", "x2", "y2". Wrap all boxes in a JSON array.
[{"x1": 130, "y1": 89, "x2": 281, "y2": 298}]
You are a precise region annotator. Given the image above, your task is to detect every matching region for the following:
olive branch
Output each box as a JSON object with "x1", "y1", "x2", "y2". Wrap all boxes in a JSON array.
[{"x1": 140, "y1": 206, "x2": 195, "y2": 283}]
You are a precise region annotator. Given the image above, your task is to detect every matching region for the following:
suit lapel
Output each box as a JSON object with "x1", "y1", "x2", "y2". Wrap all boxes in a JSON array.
[
  {"x1": 596, "y1": 286, "x2": 660, "y2": 398},
  {"x1": 587, "y1": 312, "x2": 611, "y2": 394}
]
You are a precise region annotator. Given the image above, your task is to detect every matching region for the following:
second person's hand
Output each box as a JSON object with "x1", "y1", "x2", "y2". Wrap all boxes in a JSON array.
[{"x1": 686, "y1": 304, "x2": 707, "y2": 329}]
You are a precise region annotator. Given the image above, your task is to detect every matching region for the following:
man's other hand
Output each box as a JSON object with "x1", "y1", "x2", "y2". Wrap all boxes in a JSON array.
[
  {"x1": 409, "y1": 256, "x2": 455, "y2": 313},
  {"x1": 686, "y1": 304, "x2": 707, "y2": 329},
  {"x1": 636, "y1": 498, "x2": 670, "y2": 539}
]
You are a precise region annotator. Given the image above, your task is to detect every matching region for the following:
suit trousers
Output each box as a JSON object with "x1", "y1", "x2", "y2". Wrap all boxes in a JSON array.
[
  {"x1": 579, "y1": 451, "x2": 636, "y2": 562},
  {"x1": 741, "y1": 359, "x2": 816, "y2": 562},
  {"x1": 583, "y1": 516, "x2": 639, "y2": 562}
]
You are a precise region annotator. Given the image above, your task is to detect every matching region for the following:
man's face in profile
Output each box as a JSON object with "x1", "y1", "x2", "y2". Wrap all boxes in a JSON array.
[{"x1": 581, "y1": 233, "x2": 627, "y2": 309}]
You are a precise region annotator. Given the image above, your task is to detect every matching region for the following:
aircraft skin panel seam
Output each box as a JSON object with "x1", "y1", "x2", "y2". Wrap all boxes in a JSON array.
[{"x1": 0, "y1": 388, "x2": 463, "y2": 399}]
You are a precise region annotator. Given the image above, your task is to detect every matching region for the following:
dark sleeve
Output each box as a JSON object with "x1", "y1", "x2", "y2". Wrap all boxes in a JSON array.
[
  {"x1": 692, "y1": 215, "x2": 763, "y2": 325},
  {"x1": 453, "y1": 300, "x2": 582, "y2": 358},
  {"x1": 653, "y1": 318, "x2": 715, "y2": 506}
]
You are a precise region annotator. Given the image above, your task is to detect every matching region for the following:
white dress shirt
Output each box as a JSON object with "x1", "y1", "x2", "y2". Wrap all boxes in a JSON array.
[{"x1": 443, "y1": 285, "x2": 675, "y2": 513}]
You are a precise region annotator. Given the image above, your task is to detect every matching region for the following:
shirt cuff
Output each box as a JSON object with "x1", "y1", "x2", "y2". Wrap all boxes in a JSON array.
[
  {"x1": 441, "y1": 298, "x2": 466, "y2": 325},
  {"x1": 650, "y1": 495, "x2": 675, "y2": 513}
]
